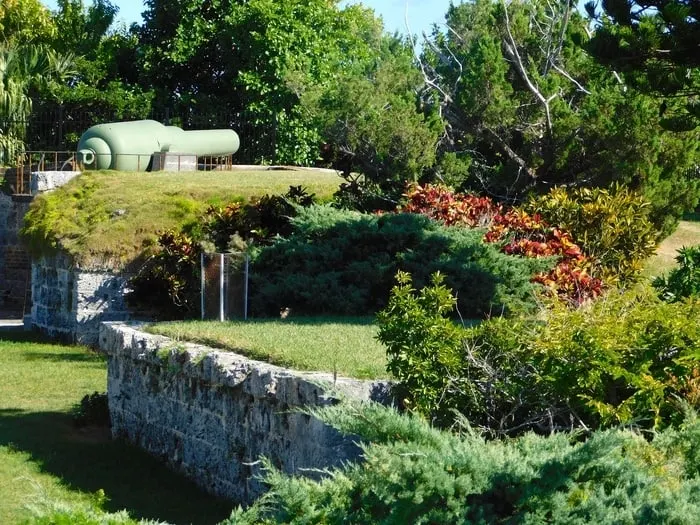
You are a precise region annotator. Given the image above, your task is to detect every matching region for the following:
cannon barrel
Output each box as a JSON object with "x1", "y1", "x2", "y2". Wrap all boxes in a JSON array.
[{"x1": 77, "y1": 120, "x2": 240, "y2": 171}]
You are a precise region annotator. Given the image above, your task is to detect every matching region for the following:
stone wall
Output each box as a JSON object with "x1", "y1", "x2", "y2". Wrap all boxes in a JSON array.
[
  {"x1": 0, "y1": 193, "x2": 32, "y2": 316},
  {"x1": 0, "y1": 171, "x2": 81, "y2": 318},
  {"x1": 100, "y1": 322, "x2": 391, "y2": 504},
  {"x1": 32, "y1": 254, "x2": 130, "y2": 344}
]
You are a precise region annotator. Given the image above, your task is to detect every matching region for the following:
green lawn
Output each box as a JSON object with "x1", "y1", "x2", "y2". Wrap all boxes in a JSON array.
[
  {"x1": 145, "y1": 317, "x2": 389, "y2": 380},
  {"x1": 645, "y1": 217, "x2": 700, "y2": 278},
  {"x1": 21, "y1": 168, "x2": 343, "y2": 270},
  {"x1": 0, "y1": 331, "x2": 232, "y2": 525}
]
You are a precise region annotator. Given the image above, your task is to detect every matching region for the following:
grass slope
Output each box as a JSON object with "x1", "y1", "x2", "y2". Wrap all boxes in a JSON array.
[
  {"x1": 21, "y1": 169, "x2": 343, "y2": 270},
  {"x1": 145, "y1": 318, "x2": 388, "y2": 380},
  {"x1": 645, "y1": 217, "x2": 700, "y2": 277},
  {"x1": 0, "y1": 331, "x2": 232, "y2": 525}
]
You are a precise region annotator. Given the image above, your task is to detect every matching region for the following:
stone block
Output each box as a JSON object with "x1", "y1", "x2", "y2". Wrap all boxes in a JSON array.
[{"x1": 151, "y1": 152, "x2": 197, "y2": 172}]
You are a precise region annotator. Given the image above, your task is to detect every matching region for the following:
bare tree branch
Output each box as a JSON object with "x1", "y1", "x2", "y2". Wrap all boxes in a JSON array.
[{"x1": 501, "y1": 0, "x2": 555, "y2": 137}]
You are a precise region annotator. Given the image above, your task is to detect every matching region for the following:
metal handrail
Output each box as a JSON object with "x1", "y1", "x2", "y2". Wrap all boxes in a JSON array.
[{"x1": 12, "y1": 150, "x2": 235, "y2": 195}]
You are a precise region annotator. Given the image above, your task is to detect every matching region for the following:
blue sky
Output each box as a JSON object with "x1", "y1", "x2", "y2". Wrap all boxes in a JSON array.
[{"x1": 41, "y1": 0, "x2": 454, "y2": 38}]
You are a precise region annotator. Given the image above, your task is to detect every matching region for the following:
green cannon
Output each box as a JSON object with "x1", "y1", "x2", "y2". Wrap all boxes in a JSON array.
[{"x1": 77, "y1": 120, "x2": 240, "y2": 171}]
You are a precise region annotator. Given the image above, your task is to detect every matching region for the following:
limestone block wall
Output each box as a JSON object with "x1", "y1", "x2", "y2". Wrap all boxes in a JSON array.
[
  {"x1": 0, "y1": 171, "x2": 81, "y2": 317},
  {"x1": 100, "y1": 322, "x2": 391, "y2": 504},
  {"x1": 0, "y1": 193, "x2": 32, "y2": 315},
  {"x1": 32, "y1": 254, "x2": 130, "y2": 344}
]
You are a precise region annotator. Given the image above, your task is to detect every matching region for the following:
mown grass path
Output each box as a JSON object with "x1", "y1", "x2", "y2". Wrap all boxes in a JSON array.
[
  {"x1": 645, "y1": 217, "x2": 700, "y2": 277},
  {"x1": 0, "y1": 331, "x2": 232, "y2": 524}
]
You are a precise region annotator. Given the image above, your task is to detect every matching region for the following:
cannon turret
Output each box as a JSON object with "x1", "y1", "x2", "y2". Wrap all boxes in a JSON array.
[{"x1": 77, "y1": 120, "x2": 240, "y2": 171}]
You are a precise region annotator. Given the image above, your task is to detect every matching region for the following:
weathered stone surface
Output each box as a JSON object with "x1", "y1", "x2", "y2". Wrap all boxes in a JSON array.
[
  {"x1": 100, "y1": 322, "x2": 392, "y2": 504},
  {"x1": 1, "y1": 171, "x2": 80, "y2": 316},
  {"x1": 30, "y1": 171, "x2": 81, "y2": 194},
  {"x1": 31, "y1": 254, "x2": 130, "y2": 344}
]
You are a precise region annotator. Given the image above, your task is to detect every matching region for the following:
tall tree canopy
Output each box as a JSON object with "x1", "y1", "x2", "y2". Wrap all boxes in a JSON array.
[
  {"x1": 422, "y1": 0, "x2": 698, "y2": 236},
  {"x1": 0, "y1": 0, "x2": 56, "y2": 45},
  {"x1": 586, "y1": 0, "x2": 700, "y2": 130},
  {"x1": 139, "y1": 0, "x2": 386, "y2": 164}
]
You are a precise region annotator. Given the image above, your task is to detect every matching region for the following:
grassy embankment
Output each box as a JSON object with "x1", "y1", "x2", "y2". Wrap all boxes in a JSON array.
[
  {"x1": 0, "y1": 331, "x2": 232, "y2": 524},
  {"x1": 146, "y1": 317, "x2": 388, "y2": 380},
  {"x1": 21, "y1": 169, "x2": 343, "y2": 269}
]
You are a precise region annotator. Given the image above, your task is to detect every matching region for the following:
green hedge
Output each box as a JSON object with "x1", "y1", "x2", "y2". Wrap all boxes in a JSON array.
[
  {"x1": 228, "y1": 403, "x2": 700, "y2": 525},
  {"x1": 249, "y1": 206, "x2": 550, "y2": 318}
]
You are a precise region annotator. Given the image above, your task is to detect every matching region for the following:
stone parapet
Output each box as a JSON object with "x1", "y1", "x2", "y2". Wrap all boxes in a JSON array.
[
  {"x1": 100, "y1": 322, "x2": 391, "y2": 503},
  {"x1": 30, "y1": 171, "x2": 81, "y2": 194}
]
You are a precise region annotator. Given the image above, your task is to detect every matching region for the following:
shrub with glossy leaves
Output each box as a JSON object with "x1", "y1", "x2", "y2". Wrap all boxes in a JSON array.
[
  {"x1": 526, "y1": 185, "x2": 658, "y2": 284},
  {"x1": 400, "y1": 183, "x2": 605, "y2": 304}
]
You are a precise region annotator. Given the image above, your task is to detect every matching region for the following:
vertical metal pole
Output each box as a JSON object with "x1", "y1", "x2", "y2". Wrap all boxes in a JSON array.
[
  {"x1": 219, "y1": 253, "x2": 225, "y2": 322},
  {"x1": 200, "y1": 252, "x2": 205, "y2": 320},
  {"x1": 58, "y1": 105, "x2": 64, "y2": 148},
  {"x1": 244, "y1": 255, "x2": 249, "y2": 321}
]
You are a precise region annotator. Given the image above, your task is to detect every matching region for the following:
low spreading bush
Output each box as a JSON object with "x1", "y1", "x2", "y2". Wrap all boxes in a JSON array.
[
  {"x1": 379, "y1": 273, "x2": 700, "y2": 434},
  {"x1": 526, "y1": 185, "x2": 658, "y2": 284},
  {"x1": 654, "y1": 245, "x2": 700, "y2": 302},
  {"x1": 249, "y1": 206, "x2": 550, "y2": 318},
  {"x1": 73, "y1": 392, "x2": 110, "y2": 428},
  {"x1": 227, "y1": 403, "x2": 700, "y2": 524}
]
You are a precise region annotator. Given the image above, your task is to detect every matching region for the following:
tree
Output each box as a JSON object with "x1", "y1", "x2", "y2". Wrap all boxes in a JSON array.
[
  {"x1": 0, "y1": 43, "x2": 75, "y2": 163},
  {"x1": 30, "y1": 0, "x2": 153, "y2": 149},
  {"x1": 139, "y1": 0, "x2": 386, "y2": 165},
  {"x1": 0, "y1": 0, "x2": 56, "y2": 45},
  {"x1": 299, "y1": 36, "x2": 444, "y2": 209},
  {"x1": 421, "y1": 0, "x2": 698, "y2": 236},
  {"x1": 586, "y1": 0, "x2": 700, "y2": 131}
]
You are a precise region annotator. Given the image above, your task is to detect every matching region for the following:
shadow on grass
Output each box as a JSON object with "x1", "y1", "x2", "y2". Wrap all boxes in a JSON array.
[
  {"x1": 0, "y1": 331, "x2": 67, "y2": 345},
  {"x1": 0, "y1": 408, "x2": 234, "y2": 525},
  {"x1": 22, "y1": 351, "x2": 107, "y2": 364}
]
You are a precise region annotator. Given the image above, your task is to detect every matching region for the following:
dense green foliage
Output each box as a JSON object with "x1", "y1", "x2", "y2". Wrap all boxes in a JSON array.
[
  {"x1": 654, "y1": 245, "x2": 700, "y2": 301},
  {"x1": 379, "y1": 273, "x2": 700, "y2": 434},
  {"x1": 128, "y1": 230, "x2": 201, "y2": 319},
  {"x1": 250, "y1": 206, "x2": 549, "y2": 318},
  {"x1": 128, "y1": 185, "x2": 317, "y2": 317},
  {"x1": 301, "y1": 37, "x2": 443, "y2": 210},
  {"x1": 140, "y1": 0, "x2": 385, "y2": 165},
  {"x1": 2, "y1": 0, "x2": 698, "y2": 234},
  {"x1": 527, "y1": 185, "x2": 658, "y2": 281},
  {"x1": 586, "y1": 0, "x2": 700, "y2": 130},
  {"x1": 26, "y1": 496, "x2": 164, "y2": 524},
  {"x1": 424, "y1": 0, "x2": 699, "y2": 231},
  {"x1": 228, "y1": 402, "x2": 700, "y2": 524}
]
